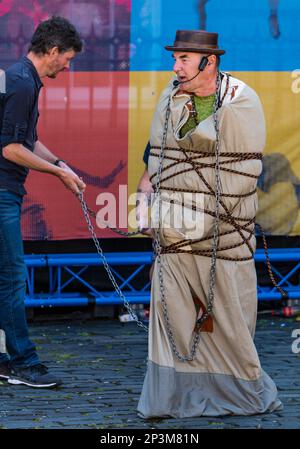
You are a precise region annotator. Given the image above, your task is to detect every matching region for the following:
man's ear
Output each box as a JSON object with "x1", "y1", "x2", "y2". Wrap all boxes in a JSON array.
[
  {"x1": 208, "y1": 54, "x2": 217, "y2": 66},
  {"x1": 47, "y1": 47, "x2": 59, "y2": 58}
]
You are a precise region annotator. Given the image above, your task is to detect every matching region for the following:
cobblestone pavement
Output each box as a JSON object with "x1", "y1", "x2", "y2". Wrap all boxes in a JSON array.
[{"x1": 0, "y1": 316, "x2": 299, "y2": 429}]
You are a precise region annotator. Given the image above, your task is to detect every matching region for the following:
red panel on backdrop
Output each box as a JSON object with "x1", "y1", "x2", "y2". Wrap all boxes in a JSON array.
[{"x1": 21, "y1": 72, "x2": 129, "y2": 240}]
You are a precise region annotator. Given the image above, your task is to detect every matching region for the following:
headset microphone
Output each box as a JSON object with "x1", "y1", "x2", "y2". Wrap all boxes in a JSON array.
[
  {"x1": 173, "y1": 56, "x2": 209, "y2": 87},
  {"x1": 198, "y1": 56, "x2": 209, "y2": 71}
]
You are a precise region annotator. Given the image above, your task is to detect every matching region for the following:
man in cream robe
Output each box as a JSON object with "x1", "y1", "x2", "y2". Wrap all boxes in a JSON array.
[{"x1": 137, "y1": 30, "x2": 282, "y2": 418}]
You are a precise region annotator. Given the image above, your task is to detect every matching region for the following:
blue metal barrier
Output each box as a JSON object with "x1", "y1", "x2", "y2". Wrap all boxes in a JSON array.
[{"x1": 24, "y1": 249, "x2": 300, "y2": 308}]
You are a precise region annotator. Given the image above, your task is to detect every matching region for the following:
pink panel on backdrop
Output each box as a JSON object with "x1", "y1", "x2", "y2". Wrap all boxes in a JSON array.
[{"x1": 21, "y1": 72, "x2": 129, "y2": 240}]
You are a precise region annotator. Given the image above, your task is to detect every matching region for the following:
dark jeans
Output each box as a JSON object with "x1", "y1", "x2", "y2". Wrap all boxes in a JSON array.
[{"x1": 0, "y1": 189, "x2": 39, "y2": 368}]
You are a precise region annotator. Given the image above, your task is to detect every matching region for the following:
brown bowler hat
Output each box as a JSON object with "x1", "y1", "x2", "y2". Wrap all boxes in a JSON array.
[{"x1": 165, "y1": 30, "x2": 225, "y2": 55}]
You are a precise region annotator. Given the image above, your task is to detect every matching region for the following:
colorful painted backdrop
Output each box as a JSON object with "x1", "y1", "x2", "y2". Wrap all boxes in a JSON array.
[{"x1": 0, "y1": 0, "x2": 299, "y2": 239}]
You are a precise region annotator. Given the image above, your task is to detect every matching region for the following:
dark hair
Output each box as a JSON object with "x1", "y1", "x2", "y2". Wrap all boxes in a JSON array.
[{"x1": 28, "y1": 16, "x2": 83, "y2": 55}]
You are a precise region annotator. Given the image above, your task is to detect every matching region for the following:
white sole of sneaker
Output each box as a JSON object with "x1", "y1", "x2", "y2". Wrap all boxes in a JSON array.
[
  {"x1": 0, "y1": 375, "x2": 10, "y2": 380},
  {"x1": 8, "y1": 378, "x2": 58, "y2": 388}
]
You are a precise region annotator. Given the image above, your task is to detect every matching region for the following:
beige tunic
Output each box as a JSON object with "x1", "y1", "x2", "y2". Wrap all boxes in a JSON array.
[{"x1": 137, "y1": 74, "x2": 282, "y2": 418}]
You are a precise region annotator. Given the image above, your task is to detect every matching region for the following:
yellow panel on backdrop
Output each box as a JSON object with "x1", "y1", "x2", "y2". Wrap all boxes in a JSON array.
[
  {"x1": 233, "y1": 72, "x2": 300, "y2": 159},
  {"x1": 233, "y1": 72, "x2": 300, "y2": 235},
  {"x1": 128, "y1": 71, "x2": 300, "y2": 235}
]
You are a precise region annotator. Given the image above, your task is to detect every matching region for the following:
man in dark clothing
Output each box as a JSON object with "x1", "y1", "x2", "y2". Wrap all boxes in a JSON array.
[{"x1": 0, "y1": 16, "x2": 86, "y2": 388}]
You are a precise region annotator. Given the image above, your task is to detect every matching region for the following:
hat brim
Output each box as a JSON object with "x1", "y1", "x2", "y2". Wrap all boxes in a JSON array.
[{"x1": 165, "y1": 45, "x2": 225, "y2": 55}]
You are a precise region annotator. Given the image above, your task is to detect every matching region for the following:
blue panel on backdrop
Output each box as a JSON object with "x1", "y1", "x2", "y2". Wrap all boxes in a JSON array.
[{"x1": 130, "y1": 0, "x2": 300, "y2": 71}]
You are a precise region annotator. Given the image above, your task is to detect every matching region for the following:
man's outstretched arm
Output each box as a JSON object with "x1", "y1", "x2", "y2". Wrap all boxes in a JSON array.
[{"x1": 3, "y1": 143, "x2": 86, "y2": 195}]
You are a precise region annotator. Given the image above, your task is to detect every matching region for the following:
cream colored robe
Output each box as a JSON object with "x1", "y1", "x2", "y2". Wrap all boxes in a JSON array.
[{"x1": 137, "y1": 74, "x2": 282, "y2": 418}]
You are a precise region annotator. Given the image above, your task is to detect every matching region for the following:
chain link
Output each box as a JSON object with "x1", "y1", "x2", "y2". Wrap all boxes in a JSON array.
[
  {"x1": 78, "y1": 192, "x2": 148, "y2": 332},
  {"x1": 153, "y1": 73, "x2": 222, "y2": 362}
]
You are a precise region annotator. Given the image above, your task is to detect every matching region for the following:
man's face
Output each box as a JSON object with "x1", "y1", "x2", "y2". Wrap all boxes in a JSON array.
[
  {"x1": 45, "y1": 48, "x2": 77, "y2": 79},
  {"x1": 172, "y1": 51, "x2": 211, "y2": 91}
]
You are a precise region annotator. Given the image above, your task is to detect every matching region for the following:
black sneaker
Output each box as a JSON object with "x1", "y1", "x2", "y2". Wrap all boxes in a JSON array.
[
  {"x1": 0, "y1": 361, "x2": 12, "y2": 380},
  {"x1": 8, "y1": 363, "x2": 62, "y2": 388}
]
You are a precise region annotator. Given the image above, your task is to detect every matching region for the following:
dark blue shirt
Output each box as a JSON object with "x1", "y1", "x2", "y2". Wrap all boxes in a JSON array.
[
  {"x1": 0, "y1": 56, "x2": 43, "y2": 196},
  {"x1": 143, "y1": 141, "x2": 151, "y2": 166}
]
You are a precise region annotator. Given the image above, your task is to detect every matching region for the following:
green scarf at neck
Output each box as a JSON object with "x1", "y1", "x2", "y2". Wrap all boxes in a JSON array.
[{"x1": 180, "y1": 94, "x2": 215, "y2": 138}]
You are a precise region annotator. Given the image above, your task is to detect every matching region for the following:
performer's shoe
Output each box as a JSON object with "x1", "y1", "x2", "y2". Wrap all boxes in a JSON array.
[
  {"x1": 8, "y1": 363, "x2": 62, "y2": 388},
  {"x1": 0, "y1": 361, "x2": 12, "y2": 380}
]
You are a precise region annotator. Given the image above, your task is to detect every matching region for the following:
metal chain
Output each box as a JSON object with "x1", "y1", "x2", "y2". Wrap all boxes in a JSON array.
[
  {"x1": 153, "y1": 72, "x2": 222, "y2": 362},
  {"x1": 78, "y1": 192, "x2": 148, "y2": 332},
  {"x1": 153, "y1": 96, "x2": 201, "y2": 362},
  {"x1": 256, "y1": 223, "x2": 288, "y2": 300},
  {"x1": 81, "y1": 203, "x2": 146, "y2": 237},
  {"x1": 196, "y1": 71, "x2": 221, "y2": 327}
]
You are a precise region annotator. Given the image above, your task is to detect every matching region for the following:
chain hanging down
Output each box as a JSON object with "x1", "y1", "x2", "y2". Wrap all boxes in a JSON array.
[
  {"x1": 78, "y1": 192, "x2": 148, "y2": 332},
  {"x1": 153, "y1": 72, "x2": 222, "y2": 362}
]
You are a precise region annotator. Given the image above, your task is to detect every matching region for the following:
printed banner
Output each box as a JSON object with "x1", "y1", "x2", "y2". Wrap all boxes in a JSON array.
[{"x1": 0, "y1": 0, "x2": 299, "y2": 238}]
